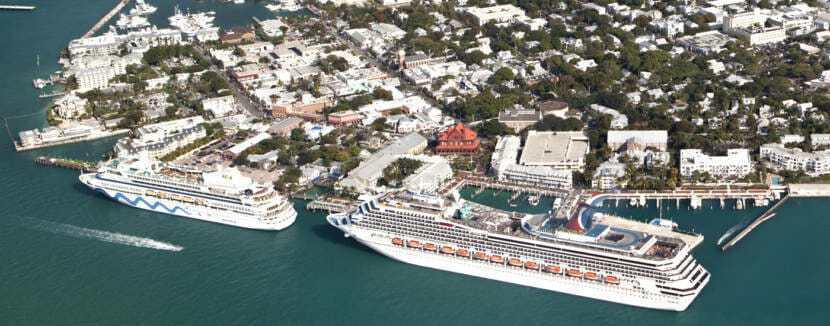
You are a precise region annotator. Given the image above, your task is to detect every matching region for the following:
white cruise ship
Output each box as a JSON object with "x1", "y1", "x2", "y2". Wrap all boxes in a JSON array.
[
  {"x1": 327, "y1": 191, "x2": 709, "y2": 311},
  {"x1": 80, "y1": 157, "x2": 296, "y2": 230}
]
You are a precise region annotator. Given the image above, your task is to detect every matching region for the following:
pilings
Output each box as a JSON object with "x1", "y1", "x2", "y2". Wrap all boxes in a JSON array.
[
  {"x1": 34, "y1": 156, "x2": 97, "y2": 172},
  {"x1": 721, "y1": 195, "x2": 790, "y2": 252}
]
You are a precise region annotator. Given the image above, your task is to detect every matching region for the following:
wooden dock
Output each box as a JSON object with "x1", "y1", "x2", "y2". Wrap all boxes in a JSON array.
[
  {"x1": 34, "y1": 156, "x2": 97, "y2": 172},
  {"x1": 722, "y1": 195, "x2": 790, "y2": 252},
  {"x1": 81, "y1": 0, "x2": 129, "y2": 38},
  {"x1": 0, "y1": 5, "x2": 36, "y2": 11},
  {"x1": 306, "y1": 197, "x2": 355, "y2": 213}
]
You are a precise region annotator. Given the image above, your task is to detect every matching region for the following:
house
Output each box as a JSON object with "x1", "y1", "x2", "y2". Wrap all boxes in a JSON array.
[{"x1": 220, "y1": 26, "x2": 255, "y2": 44}]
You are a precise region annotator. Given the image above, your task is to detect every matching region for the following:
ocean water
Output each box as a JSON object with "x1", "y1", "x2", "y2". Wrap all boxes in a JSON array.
[{"x1": 1, "y1": 1, "x2": 829, "y2": 324}]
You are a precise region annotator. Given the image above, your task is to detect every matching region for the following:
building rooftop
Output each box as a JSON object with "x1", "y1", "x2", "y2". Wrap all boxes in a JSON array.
[{"x1": 519, "y1": 131, "x2": 589, "y2": 166}]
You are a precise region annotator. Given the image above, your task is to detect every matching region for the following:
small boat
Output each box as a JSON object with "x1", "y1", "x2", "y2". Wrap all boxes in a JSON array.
[
  {"x1": 171, "y1": 194, "x2": 181, "y2": 200},
  {"x1": 508, "y1": 258, "x2": 523, "y2": 267},
  {"x1": 544, "y1": 265, "x2": 562, "y2": 273},
  {"x1": 509, "y1": 203, "x2": 518, "y2": 207},
  {"x1": 392, "y1": 238, "x2": 403, "y2": 245},
  {"x1": 584, "y1": 272, "x2": 600, "y2": 280},
  {"x1": 440, "y1": 246, "x2": 454, "y2": 254},
  {"x1": 145, "y1": 190, "x2": 156, "y2": 196},
  {"x1": 605, "y1": 275, "x2": 620, "y2": 284},
  {"x1": 407, "y1": 240, "x2": 421, "y2": 248},
  {"x1": 650, "y1": 219, "x2": 678, "y2": 230},
  {"x1": 524, "y1": 261, "x2": 539, "y2": 270},
  {"x1": 629, "y1": 198, "x2": 637, "y2": 206},
  {"x1": 528, "y1": 194, "x2": 540, "y2": 206},
  {"x1": 456, "y1": 249, "x2": 470, "y2": 257},
  {"x1": 567, "y1": 269, "x2": 583, "y2": 277},
  {"x1": 638, "y1": 196, "x2": 646, "y2": 206},
  {"x1": 736, "y1": 200, "x2": 744, "y2": 210},
  {"x1": 183, "y1": 196, "x2": 193, "y2": 202},
  {"x1": 423, "y1": 243, "x2": 437, "y2": 251},
  {"x1": 490, "y1": 255, "x2": 504, "y2": 263},
  {"x1": 473, "y1": 252, "x2": 488, "y2": 260}
]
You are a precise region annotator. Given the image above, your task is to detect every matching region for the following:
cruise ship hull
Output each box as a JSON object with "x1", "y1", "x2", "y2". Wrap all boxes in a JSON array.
[
  {"x1": 336, "y1": 225, "x2": 707, "y2": 312},
  {"x1": 81, "y1": 174, "x2": 296, "y2": 231}
]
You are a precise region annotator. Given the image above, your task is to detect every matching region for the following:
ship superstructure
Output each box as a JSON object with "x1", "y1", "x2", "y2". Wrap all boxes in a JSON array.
[
  {"x1": 328, "y1": 191, "x2": 709, "y2": 311},
  {"x1": 80, "y1": 157, "x2": 296, "y2": 230}
]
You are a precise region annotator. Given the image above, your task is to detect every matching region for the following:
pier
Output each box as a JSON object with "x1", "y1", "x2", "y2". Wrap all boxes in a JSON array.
[
  {"x1": 39, "y1": 91, "x2": 66, "y2": 99},
  {"x1": 291, "y1": 193, "x2": 319, "y2": 201},
  {"x1": 722, "y1": 195, "x2": 790, "y2": 252},
  {"x1": 81, "y1": 0, "x2": 130, "y2": 38},
  {"x1": 462, "y1": 176, "x2": 568, "y2": 198},
  {"x1": 34, "y1": 156, "x2": 97, "y2": 172},
  {"x1": 13, "y1": 129, "x2": 130, "y2": 152},
  {"x1": 0, "y1": 5, "x2": 36, "y2": 11}
]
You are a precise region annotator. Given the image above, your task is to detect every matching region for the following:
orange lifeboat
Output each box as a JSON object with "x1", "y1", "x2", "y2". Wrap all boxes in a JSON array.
[
  {"x1": 407, "y1": 240, "x2": 421, "y2": 248},
  {"x1": 473, "y1": 252, "x2": 488, "y2": 260},
  {"x1": 524, "y1": 261, "x2": 539, "y2": 270},
  {"x1": 392, "y1": 238, "x2": 403, "y2": 246},
  {"x1": 544, "y1": 265, "x2": 562, "y2": 273},
  {"x1": 423, "y1": 243, "x2": 437, "y2": 251},
  {"x1": 567, "y1": 269, "x2": 583, "y2": 277},
  {"x1": 508, "y1": 258, "x2": 523, "y2": 267},
  {"x1": 440, "y1": 246, "x2": 455, "y2": 254},
  {"x1": 585, "y1": 272, "x2": 600, "y2": 281},
  {"x1": 605, "y1": 275, "x2": 620, "y2": 284},
  {"x1": 456, "y1": 249, "x2": 470, "y2": 257},
  {"x1": 490, "y1": 255, "x2": 504, "y2": 263}
]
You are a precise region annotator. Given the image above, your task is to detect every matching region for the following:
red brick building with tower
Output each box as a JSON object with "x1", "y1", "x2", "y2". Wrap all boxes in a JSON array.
[{"x1": 436, "y1": 122, "x2": 480, "y2": 154}]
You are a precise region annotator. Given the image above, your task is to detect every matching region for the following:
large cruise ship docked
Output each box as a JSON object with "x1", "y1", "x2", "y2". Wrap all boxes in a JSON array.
[
  {"x1": 327, "y1": 191, "x2": 709, "y2": 311},
  {"x1": 80, "y1": 157, "x2": 296, "y2": 230}
]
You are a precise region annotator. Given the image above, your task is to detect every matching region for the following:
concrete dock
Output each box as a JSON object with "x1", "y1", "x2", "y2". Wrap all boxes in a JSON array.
[
  {"x1": 81, "y1": 0, "x2": 129, "y2": 38},
  {"x1": 0, "y1": 5, "x2": 36, "y2": 11},
  {"x1": 722, "y1": 195, "x2": 790, "y2": 251}
]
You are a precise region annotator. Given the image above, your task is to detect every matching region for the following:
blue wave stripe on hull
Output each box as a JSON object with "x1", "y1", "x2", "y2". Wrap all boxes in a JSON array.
[{"x1": 97, "y1": 189, "x2": 191, "y2": 215}]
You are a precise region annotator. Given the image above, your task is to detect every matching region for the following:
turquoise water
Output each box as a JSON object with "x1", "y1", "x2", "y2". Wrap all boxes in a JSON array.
[{"x1": 1, "y1": 1, "x2": 829, "y2": 324}]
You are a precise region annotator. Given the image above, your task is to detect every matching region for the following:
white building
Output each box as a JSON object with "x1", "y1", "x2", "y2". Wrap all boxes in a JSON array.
[
  {"x1": 75, "y1": 66, "x2": 116, "y2": 92},
  {"x1": 460, "y1": 5, "x2": 527, "y2": 26},
  {"x1": 679, "y1": 149, "x2": 752, "y2": 179},
  {"x1": 607, "y1": 130, "x2": 668, "y2": 151},
  {"x1": 52, "y1": 94, "x2": 89, "y2": 119},
  {"x1": 589, "y1": 104, "x2": 628, "y2": 129},
  {"x1": 490, "y1": 136, "x2": 574, "y2": 188},
  {"x1": 760, "y1": 143, "x2": 830, "y2": 174},
  {"x1": 202, "y1": 95, "x2": 236, "y2": 117},
  {"x1": 592, "y1": 162, "x2": 626, "y2": 190},
  {"x1": 259, "y1": 19, "x2": 286, "y2": 38}
]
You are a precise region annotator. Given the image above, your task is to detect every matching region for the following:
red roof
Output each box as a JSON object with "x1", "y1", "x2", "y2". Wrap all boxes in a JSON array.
[{"x1": 439, "y1": 122, "x2": 477, "y2": 141}]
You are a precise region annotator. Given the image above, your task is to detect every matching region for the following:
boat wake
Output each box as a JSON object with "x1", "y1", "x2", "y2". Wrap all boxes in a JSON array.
[
  {"x1": 716, "y1": 223, "x2": 744, "y2": 246},
  {"x1": 21, "y1": 216, "x2": 183, "y2": 252}
]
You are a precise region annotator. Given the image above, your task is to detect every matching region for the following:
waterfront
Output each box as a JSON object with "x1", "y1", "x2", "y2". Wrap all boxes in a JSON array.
[{"x1": 1, "y1": 1, "x2": 830, "y2": 325}]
